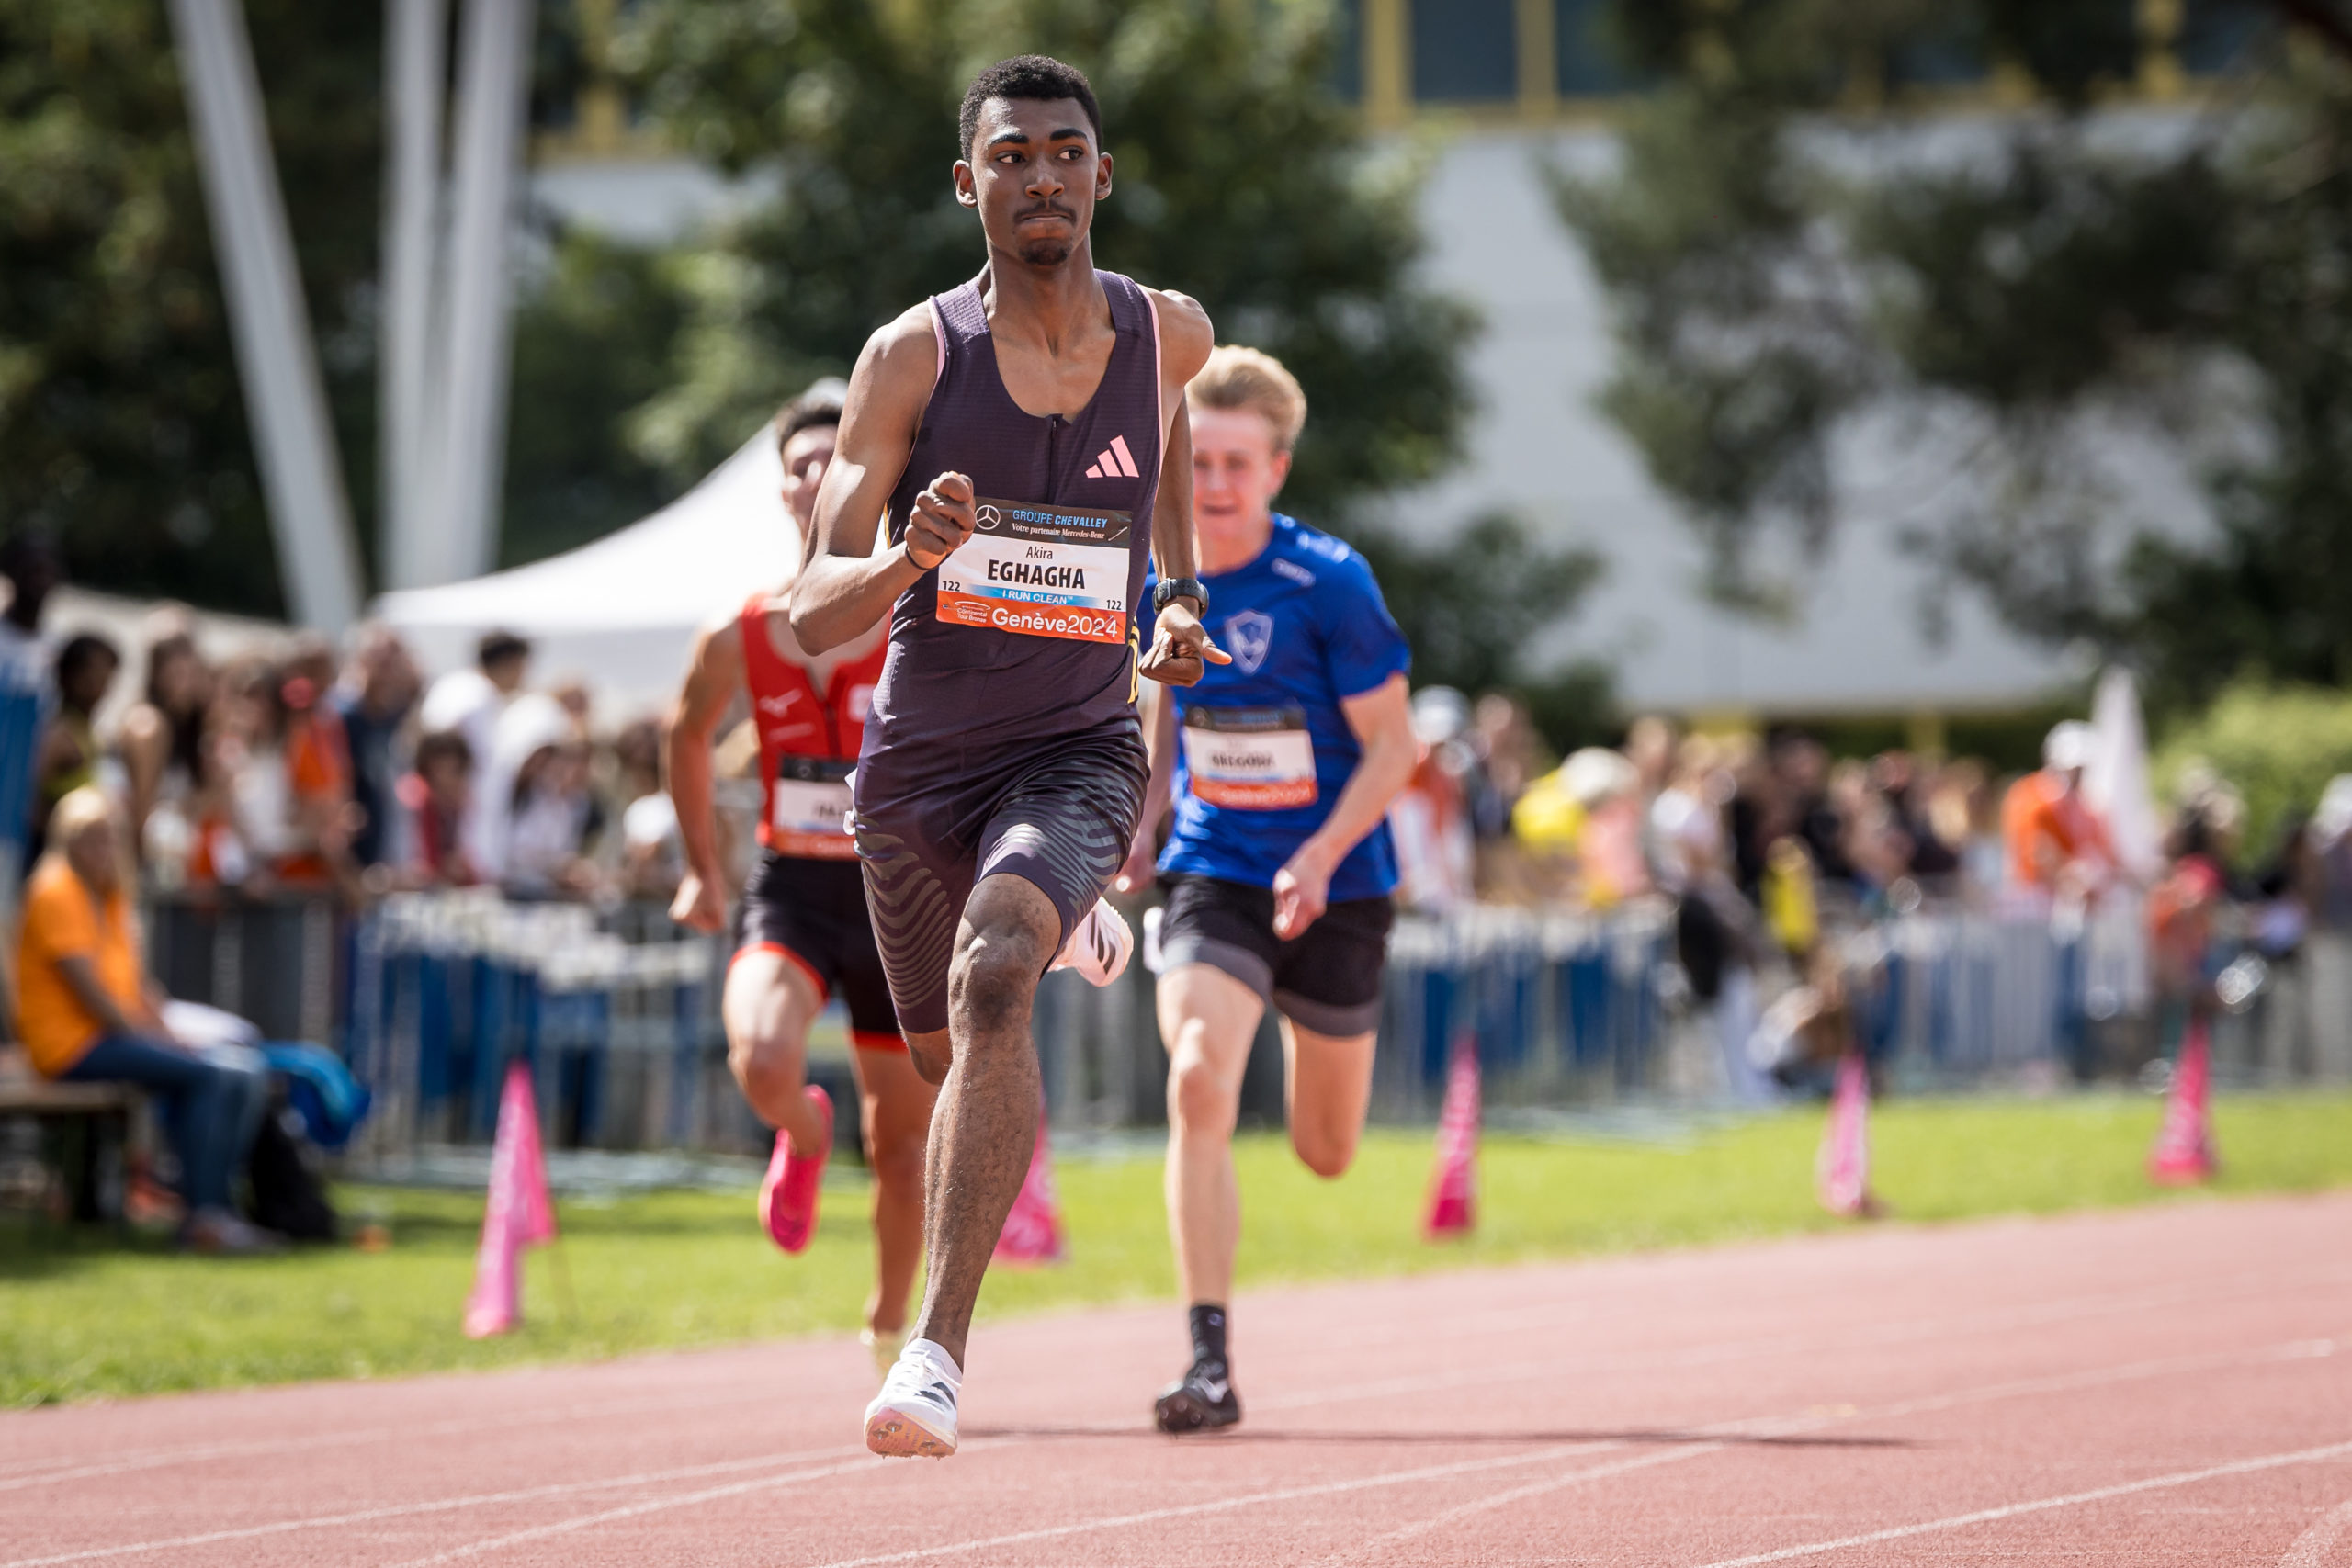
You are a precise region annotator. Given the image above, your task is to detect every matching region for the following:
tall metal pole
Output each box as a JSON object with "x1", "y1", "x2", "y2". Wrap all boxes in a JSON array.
[
  {"x1": 414, "y1": 0, "x2": 535, "y2": 587},
  {"x1": 380, "y1": 0, "x2": 448, "y2": 592},
  {"x1": 166, "y1": 0, "x2": 365, "y2": 633}
]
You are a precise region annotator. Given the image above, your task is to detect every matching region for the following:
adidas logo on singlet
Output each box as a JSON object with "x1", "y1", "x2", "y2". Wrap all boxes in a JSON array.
[{"x1": 1085, "y1": 435, "x2": 1141, "y2": 480}]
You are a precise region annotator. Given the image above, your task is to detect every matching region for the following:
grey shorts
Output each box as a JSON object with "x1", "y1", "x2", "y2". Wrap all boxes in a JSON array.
[
  {"x1": 1156, "y1": 874, "x2": 1395, "y2": 1037},
  {"x1": 854, "y1": 726, "x2": 1146, "y2": 1035}
]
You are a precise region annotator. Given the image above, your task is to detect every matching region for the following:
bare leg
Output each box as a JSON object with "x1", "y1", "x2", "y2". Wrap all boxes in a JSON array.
[
  {"x1": 722, "y1": 951, "x2": 830, "y2": 1156},
  {"x1": 1159, "y1": 964, "x2": 1264, "y2": 1306},
  {"x1": 849, "y1": 1043, "x2": 938, "y2": 1338},
  {"x1": 1278, "y1": 1018, "x2": 1376, "y2": 1179},
  {"x1": 907, "y1": 873, "x2": 1060, "y2": 1368}
]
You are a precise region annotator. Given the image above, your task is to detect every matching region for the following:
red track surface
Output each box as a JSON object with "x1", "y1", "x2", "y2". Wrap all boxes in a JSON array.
[{"x1": 10, "y1": 1192, "x2": 2352, "y2": 1566}]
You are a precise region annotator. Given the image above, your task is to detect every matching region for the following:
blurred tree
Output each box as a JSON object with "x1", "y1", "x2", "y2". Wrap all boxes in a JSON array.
[
  {"x1": 0, "y1": 0, "x2": 381, "y2": 616},
  {"x1": 500, "y1": 233, "x2": 688, "y2": 568},
  {"x1": 1352, "y1": 514, "x2": 1616, "y2": 752},
  {"x1": 1555, "y1": 0, "x2": 2352, "y2": 710},
  {"x1": 616, "y1": 0, "x2": 1475, "y2": 525}
]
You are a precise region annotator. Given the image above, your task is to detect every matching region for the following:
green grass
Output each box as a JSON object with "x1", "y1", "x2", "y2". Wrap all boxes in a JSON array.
[{"x1": 6, "y1": 1091, "x2": 2350, "y2": 1406}]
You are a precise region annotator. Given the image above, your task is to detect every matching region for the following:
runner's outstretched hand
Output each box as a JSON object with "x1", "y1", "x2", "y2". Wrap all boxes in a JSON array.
[
  {"x1": 905, "y1": 472, "x2": 977, "y2": 570},
  {"x1": 1139, "y1": 602, "x2": 1229, "y2": 687}
]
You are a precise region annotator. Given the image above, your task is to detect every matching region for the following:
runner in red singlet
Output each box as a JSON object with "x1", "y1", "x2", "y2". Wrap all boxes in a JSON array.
[{"x1": 667, "y1": 385, "x2": 936, "y2": 1372}]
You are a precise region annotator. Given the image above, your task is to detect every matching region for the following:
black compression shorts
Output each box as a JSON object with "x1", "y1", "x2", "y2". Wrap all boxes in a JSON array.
[
  {"x1": 732, "y1": 851, "x2": 903, "y2": 1049},
  {"x1": 854, "y1": 724, "x2": 1147, "y2": 1036},
  {"x1": 1156, "y1": 873, "x2": 1395, "y2": 1036}
]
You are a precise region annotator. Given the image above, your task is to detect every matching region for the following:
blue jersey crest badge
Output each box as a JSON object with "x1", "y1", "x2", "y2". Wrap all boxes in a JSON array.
[{"x1": 1224, "y1": 610, "x2": 1274, "y2": 675}]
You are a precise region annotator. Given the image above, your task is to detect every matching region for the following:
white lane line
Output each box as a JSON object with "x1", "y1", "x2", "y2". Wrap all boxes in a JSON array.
[
  {"x1": 800, "y1": 1442, "x2": 1622, "y2": 1568},
  {"x1": 1253, "y1": 1271, "x2": 2347, "y2": 1415},
  {"x1": 0, "y1": 1378, "x2": 808, "y2": 1494},
  {"x1": 379, "y1": 1453, "x2": 913, "y2": 1568},
  {"x1": 1308, "y1": 1337, "x2": 2342, "y2": 1566},
  {"x1": 2281, "y1": 1497, "x2": 2352, "y2": 1566},
  {"x1": 0, "y1": 1446, "x2": 865, "y2": 1568},
  {"x1": 1681, "y1": 1440, "x2": 2352, "y2": 1568}
]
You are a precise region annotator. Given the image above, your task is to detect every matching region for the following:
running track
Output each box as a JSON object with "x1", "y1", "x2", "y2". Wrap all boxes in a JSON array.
[{"x1": 10, "y1": 1193, "x2": 2352, "y2": 1566}]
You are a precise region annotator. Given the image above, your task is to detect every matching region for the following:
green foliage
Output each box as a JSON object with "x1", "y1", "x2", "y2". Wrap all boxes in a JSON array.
[
  {"x1": 2154, "y1": 680, "x2": 2352, "y2": 857},
  {"x1": 1555, "y1": 1, "x2": 2352, "y2": 705},
  {"x1": 616, "y1": 0, "x2": 1475, "y2": 521},
  {"x1": 9, "y1": 1093, "x2": 2350, "y2": 1404},
  {"x1": 501, "y1": 234, "x2": 691, "y2": 567},
  {"x1": 0, "y1": 0, "x2": 382, "y2": 615},
  {"x1": 1350, "y1": 513, "x2": 1616, "y2": 750}
]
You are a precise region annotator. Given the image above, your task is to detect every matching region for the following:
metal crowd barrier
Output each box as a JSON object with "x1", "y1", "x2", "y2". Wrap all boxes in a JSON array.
[{"x1": 144, "y1": 887, "x2": 2352, "y2": 1163}]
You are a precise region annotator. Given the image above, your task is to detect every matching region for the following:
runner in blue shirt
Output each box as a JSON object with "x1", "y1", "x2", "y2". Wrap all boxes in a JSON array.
[{"x1": 1115, "y1": 345, "x2": 1416, "y2": 1435}]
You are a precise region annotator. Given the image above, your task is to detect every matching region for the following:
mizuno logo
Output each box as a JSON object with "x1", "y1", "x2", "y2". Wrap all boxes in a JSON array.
[
  {"x1": 1084, "y1": 435, "x2": 1141, "y2": 480},
  {"x1": 755, "y1": 693, "x2": 801, "y2": 716},
  {"x1": 1201, "y1": 1377, "x2": 1229, "y2": 1402}
]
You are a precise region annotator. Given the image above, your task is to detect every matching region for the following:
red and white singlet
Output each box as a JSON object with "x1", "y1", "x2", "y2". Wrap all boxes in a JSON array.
[{"x1": 741, "y1": 594, "x2": 886, "y2": 861}]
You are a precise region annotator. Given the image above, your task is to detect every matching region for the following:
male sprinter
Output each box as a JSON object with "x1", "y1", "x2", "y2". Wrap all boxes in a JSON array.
[
  {"x1": 790, "y1": 55, "x2": 1222, "y2": 1458},
  {"x1": 1115, "y1": 346, "x2": 1416, "y2": 1433},
  {"x1": 668, "y1": 384, "x2": 937, "y2": 1372}
]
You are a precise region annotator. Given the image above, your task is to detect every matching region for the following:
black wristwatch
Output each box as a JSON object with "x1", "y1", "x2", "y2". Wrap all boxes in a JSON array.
[{"x1": 1153, "y1": 577, "x2": 1210, "y2": 616}]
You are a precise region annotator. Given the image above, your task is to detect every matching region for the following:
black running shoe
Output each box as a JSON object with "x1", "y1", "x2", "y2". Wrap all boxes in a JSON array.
[{"x1": 1154, "y1": 1359, "x2": 1241, "y2": 1434}]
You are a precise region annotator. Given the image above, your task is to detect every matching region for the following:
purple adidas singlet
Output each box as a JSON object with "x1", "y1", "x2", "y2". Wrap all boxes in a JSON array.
[{"x1": 863, "y1": 267, "x2": 1162, "y2": 773}]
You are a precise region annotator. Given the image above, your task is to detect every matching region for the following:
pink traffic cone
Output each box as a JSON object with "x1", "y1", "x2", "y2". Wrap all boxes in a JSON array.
[
  {"x1": 464, "y1": 1062, "x2": 559, "y2": 1337},
  {"x1": 2149, "y1": 1015, "x2": 2219, "y2": 1186},
  {"x1": 993, "y1": 1102, "x2": 1066, "y2": 1266},
  {"x1": 1423, "y1": 1034, "x2": 1480, "y2": 1239},
  {"x1": 1815, "y1": 1054, "x2": 1877, "y2": 1219}
]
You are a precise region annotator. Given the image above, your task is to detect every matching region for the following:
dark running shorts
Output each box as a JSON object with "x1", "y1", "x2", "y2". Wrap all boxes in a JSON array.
[
  {"x1": 732, "y1": 851, "x2": 903, "y2": 1050},
  {"x1": 1156, "y1": 873, "x2": 1395, "y2": 1036},
  {"x1": 854, "y1": 725, "x2": 1147, "y2": 1036}
]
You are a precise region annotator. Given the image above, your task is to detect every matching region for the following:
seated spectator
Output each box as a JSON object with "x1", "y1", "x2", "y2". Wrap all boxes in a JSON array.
[
  {"x1": 397, "y1": 730, "x2": 478, "y2": 886},
  {"x1": 18, "y1": 789, "x2": 274, "y2": 1252},
  {"x1": 32, "y1": 632, "x2": 119, "y2": 860}
]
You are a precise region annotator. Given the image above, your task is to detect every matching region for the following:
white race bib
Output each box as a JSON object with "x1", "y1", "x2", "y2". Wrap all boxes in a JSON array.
[
  {"x1": 1182, "y1": 706, "x2": 1317, "y2": 810},
  {"x1": 934, "y1": 497, "x2": 1131, "y2": 646},
  {"x1": 770, "y1": 756, "x2": 856, "y2": 859}
]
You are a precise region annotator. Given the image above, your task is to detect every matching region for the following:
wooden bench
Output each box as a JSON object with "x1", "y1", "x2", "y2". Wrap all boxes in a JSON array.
[{"x1": 0, "y1": 1049, "x2": 140, "y2": 1222}]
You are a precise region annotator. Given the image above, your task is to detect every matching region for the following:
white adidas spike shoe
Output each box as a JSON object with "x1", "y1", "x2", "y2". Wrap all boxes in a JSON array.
[
  {"x1": 865, "y1": 1337, "x2": 961, "y2": 1458},
  {"x1": 1051, "y1": 898, "x2": 1133, "y2": 987}
]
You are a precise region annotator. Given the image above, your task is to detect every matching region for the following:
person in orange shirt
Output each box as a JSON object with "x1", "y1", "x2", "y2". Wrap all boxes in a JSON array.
[
  {"x1": 20, "y1": 789, "x2": 274, "y2": 1252},
  {"x1": 2002, "y1": 721, "x2": 2115, "y2": 897}
]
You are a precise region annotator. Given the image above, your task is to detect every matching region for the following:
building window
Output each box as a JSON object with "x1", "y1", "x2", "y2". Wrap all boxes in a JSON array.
[
  {"x1": 1554, "y1": 0, "x2": 1642, "y2": 96},
  {"x1": 1329, "y1": 0, "x2": 1363, "y2": 102},
  {"x1": 1886, "y1": 17, "x2": 1989, "y2": 87},
  {"x1": 2179, "y1": 0, "x2": 2268, "y2": 73},
  {"x1": 1411, "y1": 0, "x2": 1516, "y2": 103}
]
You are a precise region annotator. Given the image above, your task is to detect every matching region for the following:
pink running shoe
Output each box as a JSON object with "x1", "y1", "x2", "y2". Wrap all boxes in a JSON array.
[{"x1": 759, "y1": 1086, "x2": 832, "y2": 1254}]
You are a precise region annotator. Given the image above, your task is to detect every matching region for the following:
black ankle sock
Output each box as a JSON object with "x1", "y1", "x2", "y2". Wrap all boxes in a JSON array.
[{"x1": 1188, "y1": 1303, "x2": 1228, "y2": 1372}]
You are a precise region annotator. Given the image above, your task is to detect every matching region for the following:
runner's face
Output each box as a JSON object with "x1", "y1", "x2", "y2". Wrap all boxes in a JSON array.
[
  {"x1": 1190, "y1": 407, "x2": 1290, "y2": 544},
  {"x1": 956, "y1": 96, "x2": 1109, "y2": 267},
  {"x1": 780, "y1": 426, "x2": 836, "y2": 531}
]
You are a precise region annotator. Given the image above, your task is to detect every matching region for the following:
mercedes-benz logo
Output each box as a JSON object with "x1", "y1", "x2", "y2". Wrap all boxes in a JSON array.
[{"x1": 976, "y1": 503, "x2": 1002, "y2": 532}]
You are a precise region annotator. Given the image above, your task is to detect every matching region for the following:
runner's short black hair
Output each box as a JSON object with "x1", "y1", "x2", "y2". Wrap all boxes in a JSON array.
[
  {"x1": 775, "y1": 378, "x2": 847, "y2": 456},
  {"x1": 958, "y1": 55, "x2": 1101, "y2": 160}
]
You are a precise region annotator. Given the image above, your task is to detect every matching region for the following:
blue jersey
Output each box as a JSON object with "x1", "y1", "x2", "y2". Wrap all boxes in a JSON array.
[{"x1": 1154, "y1": 514, "x2": 1410, "y2": 900}]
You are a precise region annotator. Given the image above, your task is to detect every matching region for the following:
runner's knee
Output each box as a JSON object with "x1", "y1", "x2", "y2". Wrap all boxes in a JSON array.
[
  {"x1": 1290, "y1": 1118, "x2": 1358, "y2": 1179},
  {"x1": 1167, "y1": 1048, "x2": 1239, "y2": 1138},
  {"x1": 866, "y1": 1121, "x2": 927, "y2": 1196},
  {"x1": 948, "y1": 923, "x2": 1048, "y2": 1034},
  {"x1": 729, "y1": 1030, "x2": 802, "y2": 1103}
]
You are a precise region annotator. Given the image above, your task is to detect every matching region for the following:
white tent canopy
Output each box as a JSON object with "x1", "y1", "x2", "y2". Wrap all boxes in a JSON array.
[{"x1": 372, "y1": 428, "x2": 795, "y2": 716}]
